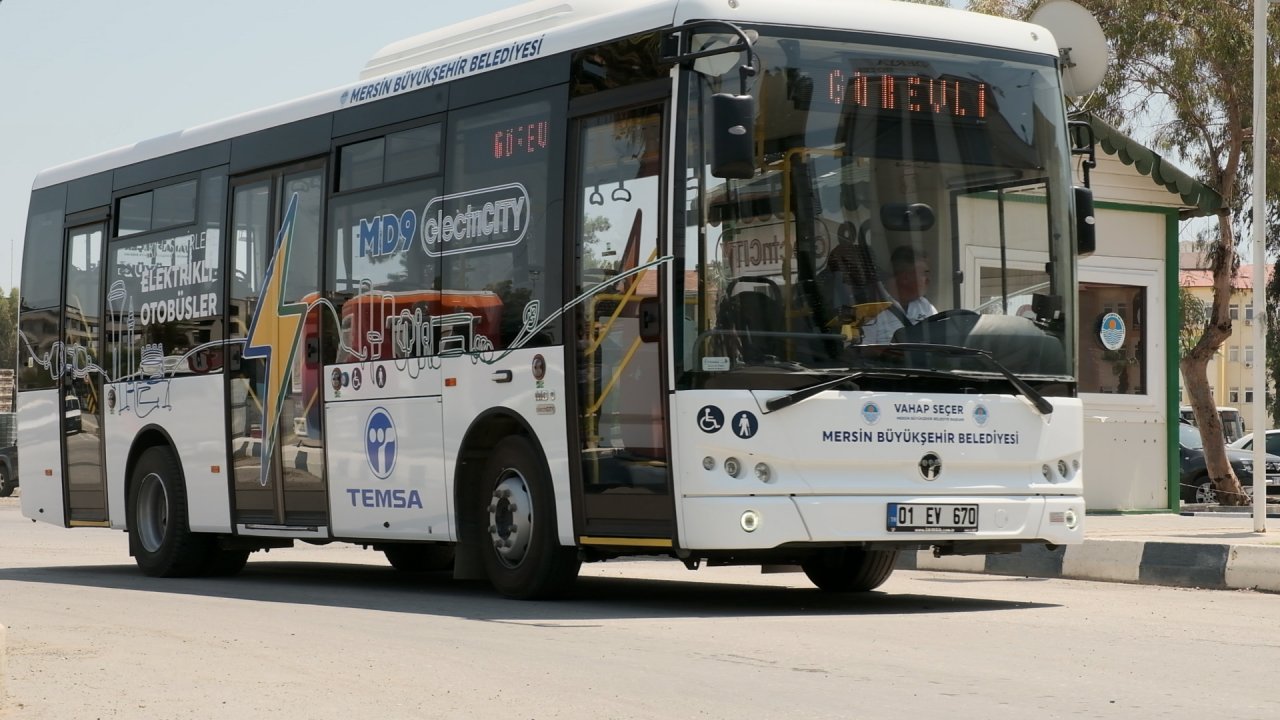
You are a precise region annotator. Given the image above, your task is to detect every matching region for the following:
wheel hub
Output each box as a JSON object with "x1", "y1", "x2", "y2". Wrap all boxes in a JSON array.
[
  {"x1": 136, "y1": 472, "x2": 169, "y2": 553},
  {"x1": 488, "y1": 472, "x2": 533, "y2": 568}
]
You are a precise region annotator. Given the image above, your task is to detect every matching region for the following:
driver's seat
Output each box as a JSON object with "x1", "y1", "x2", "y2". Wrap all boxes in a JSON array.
[{"x1": 719, "y1": 277, "x2": 785, "y2": 362}]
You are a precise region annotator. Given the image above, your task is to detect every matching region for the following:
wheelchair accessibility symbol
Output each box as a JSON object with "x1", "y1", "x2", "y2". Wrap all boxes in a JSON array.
[{"x1": 698, "y1": 405, "x2": 725, "y2": 433}]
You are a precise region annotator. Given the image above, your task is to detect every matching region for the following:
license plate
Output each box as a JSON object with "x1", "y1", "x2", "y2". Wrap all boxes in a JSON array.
[{"x1": 887, "y1": 503, "x2": 978, "y2": 532}]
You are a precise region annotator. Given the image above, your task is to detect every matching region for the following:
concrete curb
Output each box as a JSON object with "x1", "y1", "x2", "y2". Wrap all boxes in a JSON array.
[
  {"x1": 0, "y1": 623, "x2": 6, "y2": 708},
  {"x1": 896, "y1": 539, "x2": 1280, "y2": 593}
]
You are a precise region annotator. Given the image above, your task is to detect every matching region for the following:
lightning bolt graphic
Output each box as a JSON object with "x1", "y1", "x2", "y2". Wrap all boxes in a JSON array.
[{"x1": 243, "y1": 193, "x2": 306, "y2": 488}]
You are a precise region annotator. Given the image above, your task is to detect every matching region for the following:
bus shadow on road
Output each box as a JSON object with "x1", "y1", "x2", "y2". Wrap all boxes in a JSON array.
[{"x1": 0, "y1": 560, "x2": 1058, "y2": 621}]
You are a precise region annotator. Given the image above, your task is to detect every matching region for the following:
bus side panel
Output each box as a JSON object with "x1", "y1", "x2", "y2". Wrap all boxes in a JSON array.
[
  {"x1": 103, "y1": 374, "x2": 231, "y2": 533},
  {"x1": 441, "y1": 349, "x2": 572, "y2": 545},
  {"x1": 325, "y1": 394, "x2": 449, "y2": 541},
  {"x1": 17, "y1": 389, "x2": 66, "y2": 527}
]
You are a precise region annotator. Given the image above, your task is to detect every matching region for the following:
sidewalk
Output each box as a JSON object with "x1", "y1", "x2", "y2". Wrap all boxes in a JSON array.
[{"x1": 898, "y1": 510, "x2": 1280, "y2": 593}]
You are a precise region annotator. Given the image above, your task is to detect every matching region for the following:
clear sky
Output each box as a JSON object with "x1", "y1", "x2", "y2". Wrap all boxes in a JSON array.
[{"x1": 0, "y1": 0, "x2": 528, "y2": 291}]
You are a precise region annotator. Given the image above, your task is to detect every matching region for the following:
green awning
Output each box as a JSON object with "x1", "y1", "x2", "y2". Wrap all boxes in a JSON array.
[{"x1": 1080, "y1": 115, "x2": 1223, "y2": 219}]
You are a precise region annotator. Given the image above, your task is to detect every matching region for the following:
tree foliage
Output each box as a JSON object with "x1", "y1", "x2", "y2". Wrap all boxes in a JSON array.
[
  {"x1": 969, "y1": 0, "x2": 1280, "y2": 504},
  {"x1": 1178, "y1": 285, "x2": 1209, "y2": 358},
  {"x1": 0, "y1": 287, "x2": 15, "y2": 372}
]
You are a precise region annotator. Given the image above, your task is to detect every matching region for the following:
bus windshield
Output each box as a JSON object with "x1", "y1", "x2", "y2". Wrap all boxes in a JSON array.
[{"x1": 679, "y1": 32, "x2": 1075, "y2": 391}]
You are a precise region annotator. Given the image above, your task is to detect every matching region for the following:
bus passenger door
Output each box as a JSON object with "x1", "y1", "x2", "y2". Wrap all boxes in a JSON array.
[
  {"x1": 62, "y1": 221, "x2": 108, "y2": 525},
  {"x1": 227, "y1": 165, "x2": 329, "y2": 529},
  {"x1": 570, "y1": 102, "x2": 675, "y2": 543}
]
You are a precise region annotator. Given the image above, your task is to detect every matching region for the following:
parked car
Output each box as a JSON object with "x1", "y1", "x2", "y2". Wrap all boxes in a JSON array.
[
  {"x1": 1180, "y1": 421, "x2": 1280, "y2": 503},
  {"x1": 1229, "y1": 429, "x2": 1280, "y2": 457},
  {"x1": 0, "y1": 444, "x2": 17, "y2": 498}
]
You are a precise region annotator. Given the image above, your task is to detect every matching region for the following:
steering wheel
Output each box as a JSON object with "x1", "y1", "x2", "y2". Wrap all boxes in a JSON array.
[{"x1": 923, "y1": 308, "x2": 979, "y2": 323}]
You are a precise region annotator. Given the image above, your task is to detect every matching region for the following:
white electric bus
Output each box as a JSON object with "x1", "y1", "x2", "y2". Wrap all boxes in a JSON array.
[{"x1": 17, "y1": 0, "x2": 1093, "y2": 598}]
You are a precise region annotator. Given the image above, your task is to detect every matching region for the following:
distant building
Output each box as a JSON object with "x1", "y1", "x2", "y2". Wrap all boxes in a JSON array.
[{"x1": 1178, "y1": 251, "x2": 1274, "y2": 433}]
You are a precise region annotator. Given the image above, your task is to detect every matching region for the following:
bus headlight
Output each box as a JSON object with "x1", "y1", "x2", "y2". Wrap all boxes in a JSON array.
[
  {"x1": 702, "y1": 456, "x2": 716, "y2": 471},
  {"x1": 724, "y1": 457, "x2": 741, "y2": 478},
  {"x1": 754, "y1": 462, "x2": 772, "y2": 483}
]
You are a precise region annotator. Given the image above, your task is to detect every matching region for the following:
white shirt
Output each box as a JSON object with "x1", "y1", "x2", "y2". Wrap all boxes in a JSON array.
[{"x1": 860, "y1": 296, "x2": 938, "y2": 344}]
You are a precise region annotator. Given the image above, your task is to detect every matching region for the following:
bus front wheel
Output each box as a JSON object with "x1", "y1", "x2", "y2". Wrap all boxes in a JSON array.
[
  {"x1": 801, "y1": 547, "x2": 898, "y2": 592},
  {"x1": 478, "y1": 436, "x2": 580, "y2": 599},
  {"x1": 127, "y1": 446, "x2": 215, "y2": 577}
]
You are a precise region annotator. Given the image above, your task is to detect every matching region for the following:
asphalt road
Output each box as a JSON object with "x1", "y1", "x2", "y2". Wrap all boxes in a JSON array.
[{"x1": 2, "y1": 493, "x2": 1278, "y2": 719}]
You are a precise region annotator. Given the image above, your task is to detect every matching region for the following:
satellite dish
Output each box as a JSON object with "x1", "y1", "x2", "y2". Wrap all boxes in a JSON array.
[{"x1": 1029, "y1": 0, "x2": 1108, "y2": 97}]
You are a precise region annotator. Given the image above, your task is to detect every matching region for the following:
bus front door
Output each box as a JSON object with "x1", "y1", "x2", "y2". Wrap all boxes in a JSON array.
[
  {"x1": 570, "y1": 101, "x2": 676, "y2": 545},
  {"x1": 62, "y1": 221, "x2": 107, "y2": 525},
  {"x1": 227, "y1": 165, "x2": 329, "y2": 529}
]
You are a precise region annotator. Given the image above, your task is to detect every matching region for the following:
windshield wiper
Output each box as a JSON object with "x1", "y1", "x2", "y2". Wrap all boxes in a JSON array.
[
  {"x1": 764, "y1": 344, "x2": 1054, "y2": 416},
  {"x1": 764, "y1": 372, "x2": 864, "y2": 413},
  {"x1": 763, "y1": 367, "x2": 941, "y2": 414},
  {"x1": 858, "y1": 343, "x2": 1054, "y2": 415}
]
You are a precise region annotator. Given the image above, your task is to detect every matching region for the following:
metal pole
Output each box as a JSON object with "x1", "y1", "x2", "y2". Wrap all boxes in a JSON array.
[{"x1": 1252, "y1": 0, "x2": 1268, "y2": 532}]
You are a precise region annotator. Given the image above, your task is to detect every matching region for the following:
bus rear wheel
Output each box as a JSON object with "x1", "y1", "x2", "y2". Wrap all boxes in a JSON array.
[
  {"x1": 478, "y1": 436, "x2": 580, "y2": 599},
  {"x1": 0, "y1": 465, "x2": 13, "y2": 497},
  {"x1": 801, "y1": 547, "x2": 898, "y2": 592},
  {"x1": 127, "y1": 446, "x2": 216, "y2": 577}
]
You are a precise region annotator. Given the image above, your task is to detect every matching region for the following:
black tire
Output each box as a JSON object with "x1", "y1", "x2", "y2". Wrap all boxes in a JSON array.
[
  {"x1": 478, "y1": 436, "x2": 580, "y2": 599},
  {"x1": 801, "y1": 547, "x2": 898, "y2": 592},
  {"x1": 1181, "y1": 474, "x2": 1213, "y2": 504},
  {"x1": 127, "y1": 445, "x2": 215, "y2": 577},
  {"x1": 382, "y1": 544, "x2": 455, "y2": 572},
  {"x1": 0, "y1": 465, "x2": 13, "y2": 498}
]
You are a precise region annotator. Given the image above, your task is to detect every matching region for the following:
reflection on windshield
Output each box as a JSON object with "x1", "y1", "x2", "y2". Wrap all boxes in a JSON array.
[{"x1": 679, "y1": 32, "x2": 1076, "y2": 390}]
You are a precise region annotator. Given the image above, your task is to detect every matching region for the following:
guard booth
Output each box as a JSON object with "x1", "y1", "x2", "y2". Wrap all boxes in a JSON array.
[{"x1": 1075, "y1": 116, "x2": 1219, "y2": 511}]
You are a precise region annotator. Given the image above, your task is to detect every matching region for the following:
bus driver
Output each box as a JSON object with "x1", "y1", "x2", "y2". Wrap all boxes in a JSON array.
[{"x1": 860, "y1": 245, "x2": 937, "y2": 345}]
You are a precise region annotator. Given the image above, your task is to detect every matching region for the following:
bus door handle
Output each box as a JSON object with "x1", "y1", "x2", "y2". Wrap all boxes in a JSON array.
[{"x1": 491, "y1": 370, "x2": 513, "y2": 384}]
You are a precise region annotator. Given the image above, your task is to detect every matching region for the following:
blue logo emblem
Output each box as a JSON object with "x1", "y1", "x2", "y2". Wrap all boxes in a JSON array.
[
  {"x1": 1099, "y1": 312, "x2": 1126, "y2": 351},
  {"x1": 365, "y1": 407, "x2": 397, "y2": 479},
  {"x1": 698, "y1": 405, "x2": 725, "y2": 433},
  {"x1": 862, "y1": 401, "x2": 881, "y2": 425},
  {"x1": 731, "y1": 411, "x2": 759, "y2": 439},
  {"x1": 973, "y1": 404, "x2": 989, "y2": 426}
]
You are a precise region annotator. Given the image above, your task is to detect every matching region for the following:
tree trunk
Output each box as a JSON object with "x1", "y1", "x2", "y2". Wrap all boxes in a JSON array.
[{"x1": 1180, "y1": 212, "x2": 1247, "y2": 506}]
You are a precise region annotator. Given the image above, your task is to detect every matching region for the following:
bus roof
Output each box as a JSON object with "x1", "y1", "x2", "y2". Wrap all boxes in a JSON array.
[{"x1": 33, "y1": 0, "x2": 1058, "y2": 191}]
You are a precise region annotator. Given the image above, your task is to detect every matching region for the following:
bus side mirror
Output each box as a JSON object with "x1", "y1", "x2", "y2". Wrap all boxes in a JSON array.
[
  {"x1": 710, "y1": 93, "x2": 755, "y2": 179},
  {"x1": 1075, "y1": 186, "x2": 1096, "y2": 257}
]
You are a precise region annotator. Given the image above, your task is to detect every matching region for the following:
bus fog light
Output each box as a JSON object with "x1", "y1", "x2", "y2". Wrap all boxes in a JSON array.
[
  {"x1": 724, "y1": 457, "x2": 741, "y2": 478},
  {"x1": 702, "y1": 456, "x2": 716, "y2": 471},
  {"x1": 754, "y1": 462, "x2": 771, "y2": 483},
  {"x1": 1064, "y1": 509, "x2": 1079, "y2": 530},
  {"x1": 740, "y1": 510, "x2": 760, "y2": 532}
]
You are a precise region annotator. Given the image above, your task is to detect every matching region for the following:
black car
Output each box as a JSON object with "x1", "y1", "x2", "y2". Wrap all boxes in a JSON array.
[
  {"x1": 1179, "y1": 421, "x2": 1280, "y2": 503},
  {"x1": 0, "y1": 444, "x2": 17, "y2": 498}
]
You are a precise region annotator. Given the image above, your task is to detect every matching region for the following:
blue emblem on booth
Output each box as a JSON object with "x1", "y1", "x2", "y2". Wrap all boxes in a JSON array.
[{"x1": 1099, "y1": 312, "x2": 1126, "y2": 351}]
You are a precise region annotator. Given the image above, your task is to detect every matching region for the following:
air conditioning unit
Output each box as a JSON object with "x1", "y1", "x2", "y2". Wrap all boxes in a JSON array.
[
  {"x1": 1245, "y1": 319, "x2": 1253, "y2": 326},
  {"x1": 1245, "y1": 362, "x2": 1254, "y2": 368}
]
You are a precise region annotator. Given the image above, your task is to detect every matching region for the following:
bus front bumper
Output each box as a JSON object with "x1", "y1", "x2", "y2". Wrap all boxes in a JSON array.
[{"x1": 678, "y1": 495, "x2": 1084, "y2": 551}]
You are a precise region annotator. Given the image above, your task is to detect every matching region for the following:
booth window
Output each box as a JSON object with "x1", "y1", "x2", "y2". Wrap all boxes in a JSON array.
[{"x1": 1078, "y1": 283, "x2": 1146, "y2": 395}]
